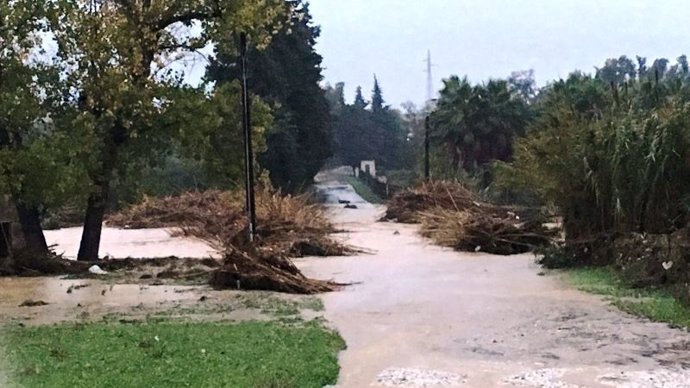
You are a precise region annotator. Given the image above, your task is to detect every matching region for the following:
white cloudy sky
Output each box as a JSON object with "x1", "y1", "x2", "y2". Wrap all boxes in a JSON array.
[{"x1": 309, "y1": 0, "x2": 690, "y2": 107}]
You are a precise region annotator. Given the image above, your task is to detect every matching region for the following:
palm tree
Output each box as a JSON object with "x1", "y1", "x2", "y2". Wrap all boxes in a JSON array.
[{"x1": 430, "y1": 76, "x2": 530, "y2": 172}]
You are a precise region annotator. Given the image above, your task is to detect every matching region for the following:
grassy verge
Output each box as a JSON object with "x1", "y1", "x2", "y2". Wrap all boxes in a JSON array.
[
  {"x1": 566, "y1": 267, "x2": 690, "y2": 329},
  {"x1": 344, "y1": 176, "x2": 384, "y2": 204},
  {"x1": 2, "y1": 320, "x2": 344, "y2": 388}
]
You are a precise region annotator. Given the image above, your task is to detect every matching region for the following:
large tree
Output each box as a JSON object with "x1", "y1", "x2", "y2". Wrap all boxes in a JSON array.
[
  {"x1": 0, "y1": 0, "x2": 71, "y2": 259},
  {"x1": 206, "y1": 0, "x2": 331, "y2": 193},
  {"x1": 51, "y1": 0, "x2": 285, "y2": 260},
  {"x1": 331, "y1": 79, "x2": 409, "y2": 172}
]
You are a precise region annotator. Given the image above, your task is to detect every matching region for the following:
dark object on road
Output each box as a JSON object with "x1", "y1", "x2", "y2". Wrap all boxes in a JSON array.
[
  {"x1": 338, "y1": 199, "x2": 351, "y2": 204},
  {"x1": 19, "y1": 299, "x2": 49, "y2": 307},
  {"x1": 345, "y1": 204, "x2": 358, "y2": 209}
]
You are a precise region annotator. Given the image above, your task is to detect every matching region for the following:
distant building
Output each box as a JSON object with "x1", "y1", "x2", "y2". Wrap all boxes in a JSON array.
[{"x1": 360, "y1": 160, "x2": 376, "y2": 177}]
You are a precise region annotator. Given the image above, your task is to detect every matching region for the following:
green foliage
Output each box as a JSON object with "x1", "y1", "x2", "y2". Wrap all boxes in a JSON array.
[
  {"x1": 207, "y1": 1, "x2": 331, "y2": 193},
  {"x1": 430, "y1": 76, "x2": 532, "y2": 173},
  {"x1": 331, "y1": 78, "x2": 411, "y2": 172},
  {"x1": 3, "y1": 321, "x2": 345, "y2": 388},
  {"x1": 0, "y1": 0, "x2": 87, "y2": 211},
  {"x1": 169, "y1": 83, "x2": 271, "y2": 190},
  {"x1": 501, "y1": 64, "x2": 690, "y2": 239}
]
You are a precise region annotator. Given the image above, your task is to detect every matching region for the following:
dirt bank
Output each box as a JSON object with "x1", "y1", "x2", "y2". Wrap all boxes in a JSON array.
[{"x1": 298, "y1": 181, "x2": 690, "y2": 387}]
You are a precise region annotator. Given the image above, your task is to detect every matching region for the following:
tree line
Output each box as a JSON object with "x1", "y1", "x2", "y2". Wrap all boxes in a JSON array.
[
  {"x1": 325, "y1": 78, "x2": 411, "y2": 175},
  {"x1": 423, "y1": 55, "x2": 690, "y2": 268}
]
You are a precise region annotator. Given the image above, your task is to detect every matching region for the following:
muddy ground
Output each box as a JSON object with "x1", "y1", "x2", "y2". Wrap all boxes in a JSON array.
[
  {"x1": 0, "y1": 221, "x2": 323, "y2": 327},
  {"x1": 0, "y1": 276, "x2": 325, "y2": 326},
  {"x1": 2, "y1": 171, "x2": 690, "y2": 387}
]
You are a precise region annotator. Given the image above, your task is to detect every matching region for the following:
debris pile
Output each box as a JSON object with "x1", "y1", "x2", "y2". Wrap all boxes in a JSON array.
[
  {"x1": 107, "y1": 188, "x2": 351, "y2": 293},
  {"x1": 419, "y1": 208, "x2": 552, "y2": 255},
  {"x1": 106, "y1": 190, "x2": 236, "y2": 230},
  {"x1": 382, "y1": 180, "x2": 492, "y2": 223},
  {"x1": 613, "y1": 231, "x2": 690, "y2": 289},
  {"x1": 209, "y1": 249, "x2": 337, "y2": 294},
  {"x1": 384, "y1": 181, "x2": 553, "y2": 255}
]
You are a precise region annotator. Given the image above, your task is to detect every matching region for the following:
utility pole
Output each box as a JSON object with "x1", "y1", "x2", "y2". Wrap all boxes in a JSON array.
[
  {"x1": 424, "y1": 116, "x2": 430, "y2": 181},
  {"x1": 424, "y1": 50, "x2": 435, "y2": 181},
  {"x1": 239, "y1": 33, "x2": 257, "y2": 242}
]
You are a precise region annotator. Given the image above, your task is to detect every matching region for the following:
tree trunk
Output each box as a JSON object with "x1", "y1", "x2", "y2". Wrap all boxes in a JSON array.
[
  {"x1": 77, "y1": 179, "x2": 110, "y2": 261},
  {"x1": 15, "y1": 202, "x2": 49, "y2": 256},
  {"x1": 0, "y1": 222, "x2": 13, "y2": 273}
]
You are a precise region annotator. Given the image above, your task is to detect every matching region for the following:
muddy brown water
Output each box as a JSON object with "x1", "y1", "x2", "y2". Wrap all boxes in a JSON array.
[
  {"x1": 45, "y1": 226, "x2": 219, "y2": 260},
  {"x1": 298, "y1": 177, "x2": 690, "y2": 387},
  {"x1": 2, "y1": 177, "x2": 690, "y2": 387},
  {"x1": 0, "y1": 277, "x2": 208, "y2": 325}
]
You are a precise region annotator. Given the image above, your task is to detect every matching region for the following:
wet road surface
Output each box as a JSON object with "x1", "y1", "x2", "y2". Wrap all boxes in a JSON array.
[
  {"x1": 298, "y1": 179, "x2": 690, "y2": 387},
  {"x1": 3, "y1": 173, "x2": 690, "y2": 387}
]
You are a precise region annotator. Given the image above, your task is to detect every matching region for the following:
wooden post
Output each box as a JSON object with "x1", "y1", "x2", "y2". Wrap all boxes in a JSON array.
[{"x1": 239, "y1": 33, "x2": 257, "y2": 242}]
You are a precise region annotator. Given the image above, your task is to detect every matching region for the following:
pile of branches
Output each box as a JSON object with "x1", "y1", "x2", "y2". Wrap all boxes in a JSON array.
[
  {"x1": 419, "y1": 208, "x2": 553, "y2": 255},
  {"x1": 107, "y1": 188, "x2": 353, "y2": 294},
  {"x1": 382, "y1": 180, "x2": 502, "y2": 223},
  {"x1": 385, "y1": 181, "x2": 553, "y2": 255},
  {"x1": 106, "y1": 191, "x2": 230, "y2": 230}
]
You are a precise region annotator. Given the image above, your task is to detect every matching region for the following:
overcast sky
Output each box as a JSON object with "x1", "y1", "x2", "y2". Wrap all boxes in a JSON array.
[{"x1": 309, "y1": 0, "x2": 690, "y2": 108}]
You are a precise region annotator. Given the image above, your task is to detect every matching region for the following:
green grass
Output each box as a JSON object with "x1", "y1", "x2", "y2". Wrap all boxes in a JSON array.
[
  {"x1": 2, "y1": 321, "x2": 345, "y2": 388},
  {"x1": 566, "y1": 267, "x2": 690, "y2": 329},
  {"x1": 236, "y1": 294, "x2": 324, "y2": 317},
  {"x1": 344, "y1": 176, "x2": 384, "y2": 204}
]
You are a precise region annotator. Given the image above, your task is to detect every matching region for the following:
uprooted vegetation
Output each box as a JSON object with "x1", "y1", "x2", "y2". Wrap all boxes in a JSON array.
[
  {"x1": 383, "y1": 180, "x2": 493, "y2": 223},
  {"x1": 4, "y1": 188, "x2": 352, "y2": 294},
  {"x1": 105, "y1": 188, "x2": 353, "y2": 294},
  {"x1": 383, "y1": 181, "x2": 553, "y2": 255}
]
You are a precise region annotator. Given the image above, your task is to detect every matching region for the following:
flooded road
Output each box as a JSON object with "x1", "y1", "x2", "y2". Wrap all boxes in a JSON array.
[
  {"x1": 298, "y1": 178, "x2": 690, "y2": 387},
  {"x1": 3, "y1": 173, "x2": 690, "y2": 387}
]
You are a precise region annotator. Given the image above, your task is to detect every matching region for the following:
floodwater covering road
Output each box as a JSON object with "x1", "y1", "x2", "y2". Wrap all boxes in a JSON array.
[
  {"x1": 2, "y1": 172, "x2": 690, "y2": 387},
  {"x1": 299, "y1": 174, "x2": 690, "y2": 387}
]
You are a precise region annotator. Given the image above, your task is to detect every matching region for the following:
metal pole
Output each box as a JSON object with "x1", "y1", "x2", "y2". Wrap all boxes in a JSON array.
[
  {"x1": 239, "y1": 33, "x2": 257, "y2": 242},
  {"x1": 424, "y1": 115, "x2": 430, "y2": 181}
]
